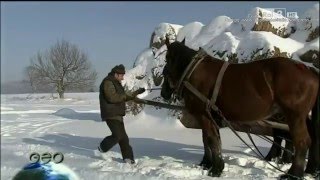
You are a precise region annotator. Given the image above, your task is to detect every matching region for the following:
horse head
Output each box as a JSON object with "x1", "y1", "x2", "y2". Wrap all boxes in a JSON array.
[
  {"x1": 160, "y1": 65, "x2": 175, "y2": 100},
  {"x1": 160, "y1": 40, "x2": 197, "y2": 100},
  {"x1": 160, "y1": 41, "x2": 179, "y2": 100}
]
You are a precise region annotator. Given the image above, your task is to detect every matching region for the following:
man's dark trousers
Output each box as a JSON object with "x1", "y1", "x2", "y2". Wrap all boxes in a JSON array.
[{"x1": 99, "y1": 119, "x2": 134, "y2": 161}]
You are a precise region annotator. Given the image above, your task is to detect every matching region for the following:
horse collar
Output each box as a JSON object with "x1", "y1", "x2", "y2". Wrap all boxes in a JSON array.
[{"x1": 174, "y1": 48, "x2": 230, "y2": 112}]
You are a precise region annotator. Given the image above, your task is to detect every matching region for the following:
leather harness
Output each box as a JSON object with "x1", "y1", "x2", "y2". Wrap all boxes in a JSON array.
[{"x1": 174, "y1": 49, "x2": 229, "y2": 112}]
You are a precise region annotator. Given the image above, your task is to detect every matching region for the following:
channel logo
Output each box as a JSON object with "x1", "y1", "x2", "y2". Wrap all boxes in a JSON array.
[{"x1": 263, "y1": 8, "x2": 298, "y2": 19}]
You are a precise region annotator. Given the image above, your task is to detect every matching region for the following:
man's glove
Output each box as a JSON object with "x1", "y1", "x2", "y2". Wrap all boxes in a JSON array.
[
  {"x1": 127, "y1": 88, "x2": 145, "y2": 101},
  {"x1": 132, "y1": 88, "x2": 145, "y2": 97}
]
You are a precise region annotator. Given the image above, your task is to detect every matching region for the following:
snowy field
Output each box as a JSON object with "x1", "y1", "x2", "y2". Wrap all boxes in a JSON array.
[{"x1": 1, "y1": 93, "x2": 317, "y2": 180}]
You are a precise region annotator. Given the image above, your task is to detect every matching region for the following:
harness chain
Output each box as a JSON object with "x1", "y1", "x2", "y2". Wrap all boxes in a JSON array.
[
  {"x1": 211, "y1": 106, "x2": 305, "y2": 180},
  {"x1": 257, "y1": 134, "x2": 294, "y2": 155},
  {"x1": 205, "y1": 103, "x2": 299, "y2": 179}
]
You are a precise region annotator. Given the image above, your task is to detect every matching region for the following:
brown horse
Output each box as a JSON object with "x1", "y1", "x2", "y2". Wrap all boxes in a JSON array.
[{"x1": 160, "y1": 41, "x2": 319, "y2": 179}]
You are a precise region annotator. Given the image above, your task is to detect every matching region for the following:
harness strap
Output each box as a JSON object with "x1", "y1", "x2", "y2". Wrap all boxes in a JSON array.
[
  {"x1": 183, "y1": 81, "x2": 219, "y2": 111},
  {"x1": 186, "y1": 54, "x2": 206, "y2": 80},
  {"x1": 256, "y1": 134, "x2": 293, "y2": 155},
  {"x1": 176, "y1": 49, "x2": 207, "y2": 97},
  {"x1": 211, "y1": 61, "x2": 229, "y2": 105}
]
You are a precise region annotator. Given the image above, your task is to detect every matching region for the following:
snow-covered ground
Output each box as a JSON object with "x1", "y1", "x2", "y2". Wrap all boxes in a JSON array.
[
  {"x1": 1, "y1": 93, "x2": 317, "y2": 180},
  {"x1": 1, "y1": 3, "x2": 319, "y2": 180}
]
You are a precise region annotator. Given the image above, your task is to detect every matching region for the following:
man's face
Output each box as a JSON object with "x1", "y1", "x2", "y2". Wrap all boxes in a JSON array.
[{"x1": 115, "y1": 73, "x2": 125, "y2": 82}]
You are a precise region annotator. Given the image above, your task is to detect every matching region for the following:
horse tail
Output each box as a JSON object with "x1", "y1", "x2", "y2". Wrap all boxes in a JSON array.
[
  {"x1": 310, "y1": 66, "x2": 319, "y2": 139},
  {"x1": 310, "y1": 68, "x2": 320, "y2": 172},
  {"x1": 312, "y1": 83, "x2": 319, "y2": 166}
]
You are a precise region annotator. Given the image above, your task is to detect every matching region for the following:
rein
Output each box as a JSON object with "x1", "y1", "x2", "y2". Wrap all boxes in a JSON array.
[
  {"x1": 145, "y1": 88, "x2": 162, "y2": 91},
  {"x1": 134, "y1": 98, "x2": 184, "y2": 110}
]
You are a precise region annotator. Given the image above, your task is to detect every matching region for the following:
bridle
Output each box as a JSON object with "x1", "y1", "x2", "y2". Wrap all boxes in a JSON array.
[{"x1": 165, "y1": 48, "x2": 208, "y2": 98}]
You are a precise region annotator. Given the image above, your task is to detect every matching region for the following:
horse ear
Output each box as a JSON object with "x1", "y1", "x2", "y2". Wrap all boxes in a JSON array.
[
  {"x1": 181, "y1": 38, "x2": 186, "y2": 45},
  {"x1": 165, "y1": 37, "x2": 170, "y2": 48}
]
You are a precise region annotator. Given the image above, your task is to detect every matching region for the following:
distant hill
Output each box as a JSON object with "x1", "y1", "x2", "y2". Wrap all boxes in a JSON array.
[
  {"x1": 1, "y1": 81, "x2": 98, "y2": 94},
  {"x1": 1, "y1": 81, "x2": 34, "y2": 94}
]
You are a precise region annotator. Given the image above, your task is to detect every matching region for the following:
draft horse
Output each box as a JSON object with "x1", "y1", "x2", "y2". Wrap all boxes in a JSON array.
[{"x1": 160, "y1": 41, "x2": 319, "y2": 179}]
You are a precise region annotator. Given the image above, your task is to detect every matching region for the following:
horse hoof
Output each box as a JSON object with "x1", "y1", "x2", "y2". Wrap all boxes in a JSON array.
[
  {"x1": 305, "y1": 164, "x2": 320, "y2": 175},
  {"x1": 281, "y1": 159, "x2": 292, "y2": 164},
  {"x1": 199, "y1": 163, "x2": 211, "y2": 170},
  {"x1": 199, "y1": 159, "x2": 212, "y2": 170},
  {"x1": 313, "y1": 171, "x2": 320, "y2": 179},
  {"x1": 305, "y1": 168, "x2": 320, "y2": 178},
  {"x1": 277, "y1": 159, "x2": 284, "y2": 165},
  {"x1": 207, "y1": 161, "x2": 224, "y2": 177},
  {"x1": 264, "y1": 156, "x2": 272, "y2": 162},
  {"x1": 281, "y1": 155, "x2": 293, "y2": 164},
  {"x1": 277, "y1": 157, "x2": 292, "y2": 165},
  {"x1": 208, "y1": 168, "x2": 222, "y2": 177},
  {"x1": 200, "y1": 164, "x2": 210, "y2": 170}
]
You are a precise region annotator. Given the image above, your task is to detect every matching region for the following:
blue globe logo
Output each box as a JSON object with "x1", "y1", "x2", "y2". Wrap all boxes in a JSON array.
[{"x1": 13, "y1": 162, "x2": 79, "y2": 180}]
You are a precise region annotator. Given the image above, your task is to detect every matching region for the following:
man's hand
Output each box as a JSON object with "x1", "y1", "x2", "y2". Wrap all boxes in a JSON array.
[
  {"x1": 135, "y1": 88, "x2": 146, "y2": 95},
  {"x1": 127, "y1": 88, "x2": 146, "y2": 101},
  {"x1": 132, "y1": 88, "x2": 145, "y2": 97}
]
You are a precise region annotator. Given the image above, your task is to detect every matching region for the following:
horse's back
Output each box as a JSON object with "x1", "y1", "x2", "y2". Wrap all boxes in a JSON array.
[
  {"x1": 264, "y1": 57, "x2": 319, "y2": 114},
  {"x1": 215, "y1": 57, "x2": 318, "y2": 121},
  {"x1": 264, "y1": 57, "x2": 318, "y2": 88}
]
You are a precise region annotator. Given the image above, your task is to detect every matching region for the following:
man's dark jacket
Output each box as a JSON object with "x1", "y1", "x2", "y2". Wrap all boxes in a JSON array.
[{"x1": 99, "y1": 73, "x2": 132, "y2": 121}]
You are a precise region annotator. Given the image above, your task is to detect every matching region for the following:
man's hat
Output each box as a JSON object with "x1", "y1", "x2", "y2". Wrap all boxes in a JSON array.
[{"x1": 111, "y1": 64, "x2": 126, "y2": 74}]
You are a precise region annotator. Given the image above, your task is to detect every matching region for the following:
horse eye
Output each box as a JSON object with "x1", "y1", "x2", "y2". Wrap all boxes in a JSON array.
[{"x1": 163, "y1": 67, "x2": 167, "y2": 75}]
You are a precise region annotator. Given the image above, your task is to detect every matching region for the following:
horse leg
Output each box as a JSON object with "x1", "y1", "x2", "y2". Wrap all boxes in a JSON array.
[
  {"x1": 281, "y1": 139, "x2": 293, "y2": 164},
  {"x1": 305, "y1": 96, "x2": 320, "y2": 176},
  {"x1": 200, "y1": 115, "x2": 224, "y2": 177},
  {"x1": 305, "y1": 114, "x2": 320, "y2": 176},
  {"x1": 281, "y1": 115, "x2": 310, "y2": 179},
  {"x1": 199, "y1": 129, "x2": 213, "y2": 170},
  {"x1": 265, "y1": 129, "x2": 283, "y2": 162},
  {"x1": 276, "y1": 129, "x2": 293, "y2": 164}
]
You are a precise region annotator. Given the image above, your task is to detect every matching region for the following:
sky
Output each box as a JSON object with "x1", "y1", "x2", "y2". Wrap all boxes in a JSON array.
[{"x1": 1, "y1": 1, "x2": 318, "y2": 86}]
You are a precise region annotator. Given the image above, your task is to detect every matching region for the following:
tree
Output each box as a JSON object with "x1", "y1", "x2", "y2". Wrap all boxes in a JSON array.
[{"x1": 26, "y1": 39, "x2": 97, "y2": 98}]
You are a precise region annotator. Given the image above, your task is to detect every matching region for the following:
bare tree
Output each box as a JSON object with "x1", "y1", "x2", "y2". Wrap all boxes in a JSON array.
[
  {"x1": 26, "y1": 40, "x2": 97, "y2": 98},
  {"x1": 24, "y1": 66, "x2": 36, "y2": 93}
]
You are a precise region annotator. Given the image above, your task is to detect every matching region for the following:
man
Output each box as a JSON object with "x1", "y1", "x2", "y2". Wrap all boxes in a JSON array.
[{"x1": 97, "y1": 64, "x2": 145, "y2": 164}]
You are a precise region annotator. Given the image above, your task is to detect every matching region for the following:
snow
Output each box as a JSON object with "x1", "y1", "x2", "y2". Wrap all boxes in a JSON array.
[
  {"x1": 176, "y1": 21, "x2": 204, "y2": 49},
  {"x1": 2, "y1": 3, "x2": 319, "y2": 180},
  {"x1": 301, "y1": 3, "x2": 319, "y2": 28},
  {"x1": 250, "y1": 7, "x2": 290, "y2": 31},
  {"x1": 174, "y1": 6, "x2": 315, "y2": 61},
  {"x1": 295, "y1": 38, "x2": 320, "y2": 58},
  {"x1": 1, "y1": 93, "x2": 317, "y2": 180},
  {"x1": 48, "y1": 162, "x2": 81, "y2": 180},
  {"x1": 125, "y1": 4, "x2": 318, "y2": 94},
  {"x1": 153, "y1": 23, "x2": 183, "y2": 44}
]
